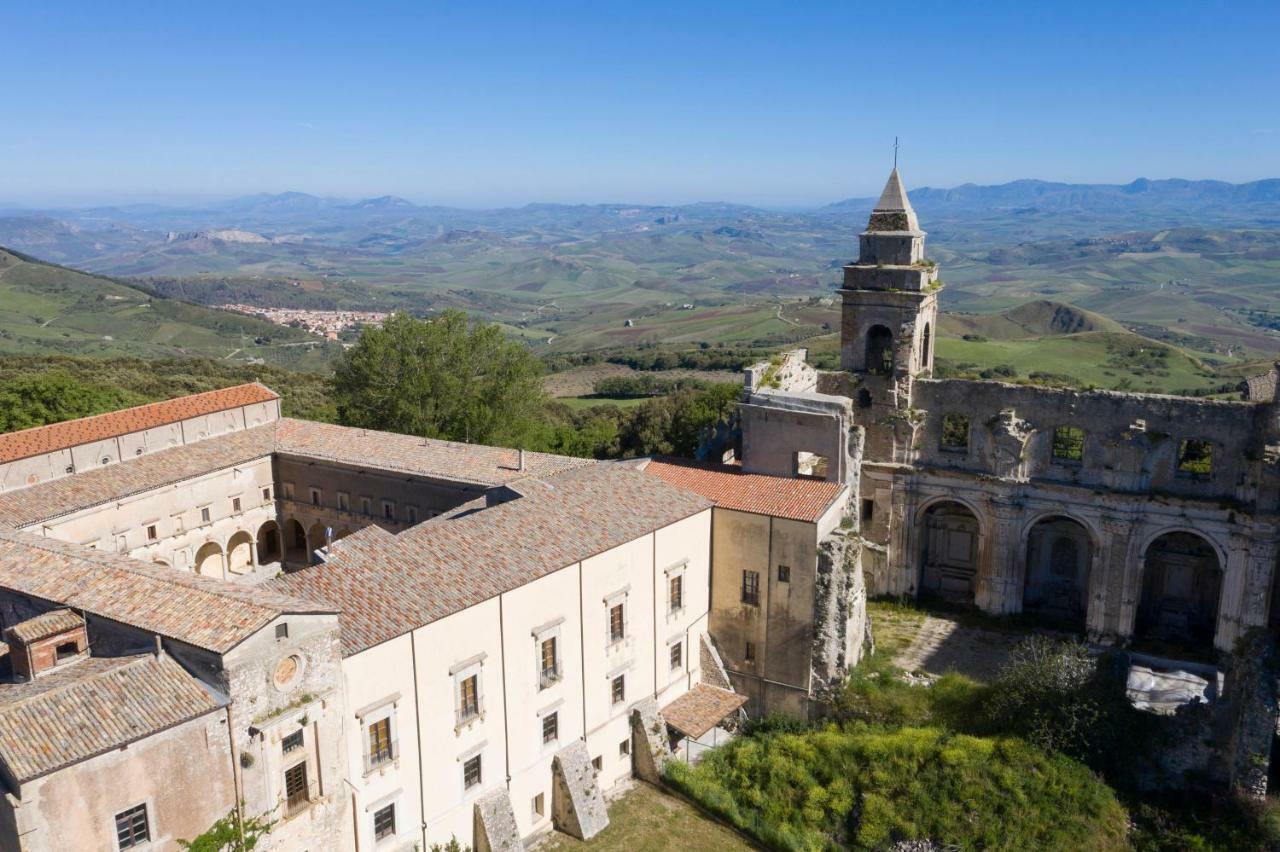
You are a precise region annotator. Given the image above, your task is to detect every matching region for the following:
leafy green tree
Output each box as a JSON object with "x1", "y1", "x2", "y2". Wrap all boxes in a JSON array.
[
  {"x1": 0, "y1": 371, "x2": 147, "y2": 432},
  {"x1": 178, "y1": 807, "x2": 273, "y2": 852},
  {"x1": 331, "y1": 311, "x2": 548, "y2": 447}
]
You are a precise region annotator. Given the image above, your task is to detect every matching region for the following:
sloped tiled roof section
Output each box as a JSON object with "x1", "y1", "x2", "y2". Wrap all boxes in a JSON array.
[
  {"x1": 642, "y1": 458, "x2": 845, "y2": 523},
  {"x1": 0, "y1": 528, "x2": 333, "y2": 654},
  {"x1": 661, "y1": 683, "x2": 748, "y2": 740},
  {"x1": 5, "y1": 609, "x2": 83, "y2": 644},
  {"x1": 269, "y1": 463, "x2": 713, "y2": 655},
  {"x1": 0, "y1": 653, "x2": 223, "y2": 782},
  {"x1": 0, "y1": 426, "x2": 277, "y2": 526},
  {"x1": 0, "y1": 383, "x2": 278, "y2": 464},
  {"x1": 275, "y1": 418, "x2": 593, "y2": 487}
]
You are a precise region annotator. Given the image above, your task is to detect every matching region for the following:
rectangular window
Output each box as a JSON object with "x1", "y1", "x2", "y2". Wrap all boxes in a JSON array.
[
  {"x1": 619, "y1": 738, "x2": 630, "y2": 757},
  {"x1": 611, "y1": 674, "x2": 626, "y2": 706},
  {"x1": 200, "y1": 506, "x2": 211, "y2": 524},
  {"x1": 777, "y1": 564, "x2": 791, "y2": 583},
  {"x1": 542, "y1": 711, "x2": 558, "y2": 744},
  {"x1": 383, "y1": 501, "x2": 395, "y2": 521},
  {"x1": 741, "y1": 571, "x2": 760, "y2": 606},
  {"x1": 284, "y1": 761, "x2": 309, "y2": 814},
  {"x1": 283, "y1": 482, "x2": 295, "y2": 500},
  {"x1": 745, "y1": 641, "x2": 757, "y2": 664},
  {"x1": 1178, "y1": 438, "x2": 1213, "y2": 478},
  {"x1": 407, "y1": 506, "x2": 418, "y2": 524},
  {"x1": 1052, "y1": 426, "x2": 1085, "y2": 462},
  {"x1": 373, "y1": 803, "x2": 396, "y2": 841},
  {"x1": 794, "y1": 450, "x2": 830, "y2": 479},
  {"x1": 459, "y1": 674, "x2": 480, "y2": 722},
  {"x1": 337, "y1": 492, "x2": 349, "y2": 511},
  {"x1": 670, "y1": 641, "x2": 683, "y2": 671},
  {"x1": 115, "y1": 803, "x2": 150, "y2": 849},
  {"x1": 361, "y1": 497, "x2": 372, "y2": 515},
  {"x1": 941, "y1": 414, "x2": 970, "y2": 452},
  {"x1": 367, "y1": 717, "x2": 394, "y2": 769},
  {"x1": 262, "y1": 486, "x2": 272, "y2": 501},
  {"x1": 146, "y1": 524, "x2": 157, "y2": 541},
  {"x1": 275, "y1": 622, "x2": 289, "y2": 640},
  {"x1": 310, "y1": 488, "x2": 322, "y2": 507},
  {"x1": 861, "y1": 498, "x2": 875, "y2": 523},
  {"x1": 533, "y1": 793, "x2": 545, "y2": 819},
  {"x1": 55, "y1": 640, "x2": 79, "y2": 661},
  {"x1": 282, "y1": 729, "x2": 304, "y2": 753},
  {"x1": 609, "y1": 603, "x2": 625, "y2": 642},
  {"x1": 539, "y1": 637, "x2": 559, "y2": 687},
  {"x1": 231, "y1": 497, "x2": 241, "y2": 514},
  {"x1": 463, "y1": 754, "x2": 482, "y2": 789},
  {"x1": 592, "y1": 756, "x2": 603, "y2": 771},
  {"x1": 668, "y1": 575, "x2": 683, "y2": 612}
]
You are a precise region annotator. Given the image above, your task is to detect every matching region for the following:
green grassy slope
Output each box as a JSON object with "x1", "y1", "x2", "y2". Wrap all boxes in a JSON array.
[{"x1": 0, "y1": 248, "x2": 340, "y2": 369}]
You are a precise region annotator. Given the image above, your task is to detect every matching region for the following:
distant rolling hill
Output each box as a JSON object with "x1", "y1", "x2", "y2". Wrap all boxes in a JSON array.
[
  {"x1": 0, "y1": 247, "x2": 339, "y2": 369},
  {"x1": 940, "y1": 300, "x2": 1127, "y2": 340}
]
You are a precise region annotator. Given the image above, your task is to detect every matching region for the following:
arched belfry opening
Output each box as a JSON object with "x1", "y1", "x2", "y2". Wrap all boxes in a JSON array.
[
  {"x1": 1135, "y1": 532, "x2": 1222, "y2": 655},
  {"x1": 921, "y1": 322, "x2": 932, "y2": 370},
  {"x1": 866, "y1": 325, "x2": 894, "y2": 376},
  {"x1": 1022, "y1": 517, "x2": 1092, "y2": 630},
  {"x1": 919, "y1": 501, "x2": 980, "y2": 605}
]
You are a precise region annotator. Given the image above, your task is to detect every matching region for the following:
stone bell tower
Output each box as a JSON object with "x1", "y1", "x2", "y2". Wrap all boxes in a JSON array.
[{"x1": 838, "y1": 168, "x2": 940, "y2": 456}]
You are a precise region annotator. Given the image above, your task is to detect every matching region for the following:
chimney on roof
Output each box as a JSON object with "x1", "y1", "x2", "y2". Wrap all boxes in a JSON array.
[
  {"x1": 4, "y1": 610, "x2": 88, "y2": 680},
  {"x1": 518, "y1": 448, "x2": 526, "y2": 472}
]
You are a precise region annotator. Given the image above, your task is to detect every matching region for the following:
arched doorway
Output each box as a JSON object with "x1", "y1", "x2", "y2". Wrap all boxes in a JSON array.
[
  {"x1": 153, "y1": 559, "x2": 169, "y2": 569},
  {"x1": 284, "y1": 519, "x2": 308, "y2": 563},
  {"x1": 921, "y1": 323, "x2": 932, "y2": 369},
  {"x1": 920, "y1": 501, "x2": 981, "y2": 605},
  {"x1": 1136, "y1": 531, "x2": 1222, "y2": 654},
  {"x1": 257, "y1": 521, "x2": 281, "y2": 565},
  {"x1": 195, "y1": 542, "x2": 224, "y2": 579},
  {"x1": 227, "y1": 530, "x2": 255, "y2": 575},
  {"x1": 307, "y1": 522, "x2": 329, "y2": 564},
  {"x1": 866, "y1": 325, "x2": 894, "y2": 375},
  {"x1": 1023, "y1": 517, "x2": 1092, "y2": 629},
  {"x1": 334, "y1": 528, "x2": 352, "y2": 541}
]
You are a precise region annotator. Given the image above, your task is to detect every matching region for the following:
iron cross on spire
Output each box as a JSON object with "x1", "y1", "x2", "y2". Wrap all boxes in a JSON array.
[{"x1": 893, "y1": 136, "x2": 900, "y2": 169}]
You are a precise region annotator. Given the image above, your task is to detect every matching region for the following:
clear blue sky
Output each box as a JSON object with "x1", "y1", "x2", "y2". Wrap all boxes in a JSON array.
[{"x1": 3, "y1": 1, "x2": 1278, "y2": 207}]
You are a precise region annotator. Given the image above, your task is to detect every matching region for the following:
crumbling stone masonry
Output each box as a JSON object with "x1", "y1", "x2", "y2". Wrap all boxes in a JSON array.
[{"x1": 550, "y1": 740, "x2": 609, "y2": 841}]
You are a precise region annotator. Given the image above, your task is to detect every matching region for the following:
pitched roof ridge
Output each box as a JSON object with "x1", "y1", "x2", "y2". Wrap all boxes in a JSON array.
[
  {"x1": 875, "y1": 167, "x2": 914, "y2": 212},
  {"x1": 0, "y1": 654, "x2": 147, "y2": 710}
]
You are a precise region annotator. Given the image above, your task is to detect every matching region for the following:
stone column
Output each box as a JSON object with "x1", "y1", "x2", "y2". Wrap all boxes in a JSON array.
[
  {"x1": 886, "y1": 482, "x2": 914, "y2": 597},
  {"x1": 977, "y1": 498, "x2": 1022, "y2": 615},
  {"x1": 1218, "y1": 528, "x2": 1275, "y2": 651},
  {"x1": 1096, "y1": 515, "x2": 1140, "y2": 641}
]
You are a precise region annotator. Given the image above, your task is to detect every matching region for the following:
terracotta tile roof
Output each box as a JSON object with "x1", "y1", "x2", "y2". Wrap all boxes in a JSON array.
[
  {"x1": 0, "y1": 528, "x2": 334, "y2": 654},
  {"x1": 642, "y1": 458, "x2": 845, "y2": 523},
  {"x1": 661, "y1": 683, "x2": 748, "y2": 740},
  {"x1": 5, "y1": 609, "x2": 83, "y2": 644},
  {"x1": 0, "y1": 653, "x2": 223, "y2": 781},
  {"x1": 0, "y1": 426, "x2": 277, "y2": 526},
  {"x1": 268, "y1": 463, "x2": 713, "y2": 655},
  {"x1": 0, "y1": 383, "x2": 278, "y2": 464},
  {"x1": 275, "y1": 418, "x2": 593, "y2": 487}
]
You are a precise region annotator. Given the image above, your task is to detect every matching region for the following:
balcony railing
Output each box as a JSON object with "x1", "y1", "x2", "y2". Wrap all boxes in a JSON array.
[
  {"x1": 363, "y1": 739, "x2": 398, "y2": 774},
  {"x1": 539, "y1": 665, "x2": 561, "y2": 689}
]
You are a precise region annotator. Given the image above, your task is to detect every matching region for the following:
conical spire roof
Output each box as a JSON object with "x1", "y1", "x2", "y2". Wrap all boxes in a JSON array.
[{"x1": 868, "y1": 168, "x2": 919, "y2": 232}]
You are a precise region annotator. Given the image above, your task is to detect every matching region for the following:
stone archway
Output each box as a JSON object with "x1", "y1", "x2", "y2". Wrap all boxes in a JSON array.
[
  {"x1": 227, "y1": 530, "x2": 255, "y2": 575},
  {"x1": 257, "y1": 520, "x2": 281, "y2": 565},
  {"x1": 1136, "y1": 531, "x2": 1222, "y2": 654},
  {"x1": 195, "y1": 541, "x2": 224, "y2": 579},
  {"x1": 866, "y1": 325, "x2": 894, "y2": 376},
  {"x1": 920, "y1": 322, "x2": 932, "y2": 369},
  {"x1": 307, "y1": 522, "x2": 329, "y2": 564},
  {"x1": 284, "y1": 519, "x2": 308, "y2": 563},
  {"x1": 1022, "y1": 516, "x2": 1092, "y2": 629},
  {"x1": 919, "y1": 500, "x2": 981, "y2": 605}
]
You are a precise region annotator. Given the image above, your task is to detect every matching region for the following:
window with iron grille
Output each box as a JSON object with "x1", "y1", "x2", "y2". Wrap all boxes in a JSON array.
[
  {"x1": 115, "y1": 803, "x2": 150, "y2": 849},
  {"x1": 611, "y1": 674, "x2": 625, "y2": 705},
  {"x1": 609, "y1": 603, "x2": 625, "y2": 642},
  {"x1": 459, "y1": 674, "x2": 480, "y2": 722},
  {"x1": 670, "y1": 642, "x2": 682, "y2": 671},
  {"x1": 373, "y1": 803, "x2": 396, "y2": 841},
  {"x1": 668, "y1": 575, "x2": 683, "y2": 612},
  {"x1": 542, "y1": 711, "x2": 558, "y2": 744},
  {"x1": 463, "y1": 754, "x2": 482, "y2": 789},
  {"x1": 741, "y1": 571, "x2": 760, "y2": 605},
  {"x1": 232, "y1": 497, "x2": 242, "y2": 513},
  {"x1": 282, "y1": 729, "x2": 304, "y2": 754},
  {"x1": 539, "y1": 637, "x2": 559, "y2": 687},
  {"x1": 367, "y1": 717, "x2": 393, "y2": 768},
  {"x1": 284, "y1": 761, "x2": 309, "y2": 814}
]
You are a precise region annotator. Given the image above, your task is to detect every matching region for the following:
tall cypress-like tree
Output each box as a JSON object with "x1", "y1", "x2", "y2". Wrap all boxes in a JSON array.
[{"x1": 331, "y1": 311, "x2": 547, "y2": 447}]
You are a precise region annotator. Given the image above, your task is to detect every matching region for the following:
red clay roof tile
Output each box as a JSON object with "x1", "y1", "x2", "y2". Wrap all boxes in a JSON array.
[{"x1": 643, "y1": 458, "x2": 844, "y2": 523}]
